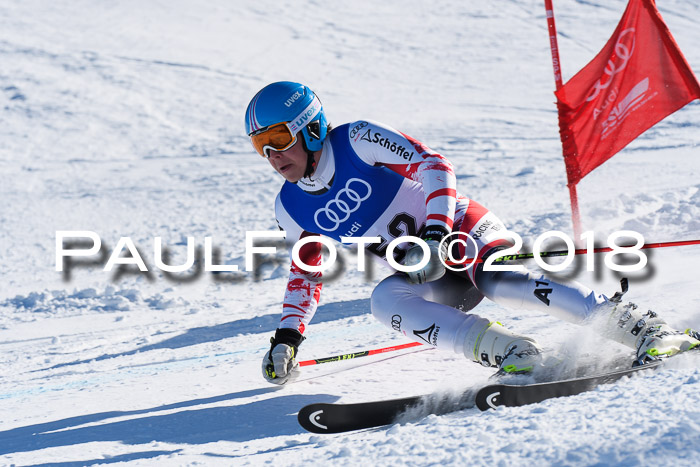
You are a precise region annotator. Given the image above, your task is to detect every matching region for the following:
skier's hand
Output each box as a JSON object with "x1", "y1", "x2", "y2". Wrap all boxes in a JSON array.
[
  {"x1": 404, "y1": 226, "x2": 449, "y2": 285},
  {"x1": 262, "y1": 328, "x2": 305, "y2": 385}
]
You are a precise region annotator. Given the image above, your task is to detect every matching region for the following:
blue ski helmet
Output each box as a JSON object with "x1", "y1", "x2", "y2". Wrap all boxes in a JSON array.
[{"x1": 245, "y1": 81, "x2": 328, "y2": 154}]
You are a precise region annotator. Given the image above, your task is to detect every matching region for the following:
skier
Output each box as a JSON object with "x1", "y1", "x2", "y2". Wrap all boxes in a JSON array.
[{"x1": 245, "y1": 81, "x2": 699, "y2": 384}]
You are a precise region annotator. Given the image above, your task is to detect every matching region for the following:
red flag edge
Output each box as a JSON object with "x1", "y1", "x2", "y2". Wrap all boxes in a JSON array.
[
  {"x1": 643, "y1": 0, "x2": 700, "y2": 98},
  {"x1": 555, "y1": 0, "x2": 700, "y2": 187}
]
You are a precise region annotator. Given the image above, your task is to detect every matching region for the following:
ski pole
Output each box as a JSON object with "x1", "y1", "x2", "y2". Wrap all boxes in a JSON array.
[
  {"x1": 446, "y1": 238, "x2": 700, "y2": 266},
  {"x1": 298, "y1": 341, "x2": 424, "y2": 367}
]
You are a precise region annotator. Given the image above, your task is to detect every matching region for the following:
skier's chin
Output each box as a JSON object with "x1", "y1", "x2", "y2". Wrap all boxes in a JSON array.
[
  {"x1": 281, "y1": 170, "x2": 303, "y2": 183},
  {"x1": 281, "y1": 173, "x2": 301, "y2": 183}
]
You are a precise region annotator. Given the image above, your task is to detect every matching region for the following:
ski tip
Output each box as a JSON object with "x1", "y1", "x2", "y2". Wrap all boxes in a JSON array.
[
  {"x1": 298, "y1": 404, "x2": 333, "y2": 434},
  {"x1": 475, "y1": 384, "x2": 505, "y2": 411}
]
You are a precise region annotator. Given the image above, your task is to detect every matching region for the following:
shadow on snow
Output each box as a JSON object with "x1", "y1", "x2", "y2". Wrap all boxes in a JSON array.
[
  {"x1": 25, "y1": 450, "x2": 183, "y2": 467},
  {"x1": 0, "y1": 387, "x2": 339, "y2": 456},
  {"x1": 37, "y1": 299, "x2": 370, "y2": 372}
]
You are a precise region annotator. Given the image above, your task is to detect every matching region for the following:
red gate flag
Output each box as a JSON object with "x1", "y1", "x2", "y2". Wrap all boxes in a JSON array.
[{"x1": 555, "y1": 0, "x2": 700, "y2": 187}]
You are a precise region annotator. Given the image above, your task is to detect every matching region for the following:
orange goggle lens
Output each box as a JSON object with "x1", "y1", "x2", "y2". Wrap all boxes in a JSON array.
[{"x1": 250, "y1": 122, "x2": 297, "y2": 158}]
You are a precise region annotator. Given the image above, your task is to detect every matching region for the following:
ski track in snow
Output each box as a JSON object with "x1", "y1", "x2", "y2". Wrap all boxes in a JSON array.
[{"x1": 1, "y1": 0, "x2": 699, "y2": 465}]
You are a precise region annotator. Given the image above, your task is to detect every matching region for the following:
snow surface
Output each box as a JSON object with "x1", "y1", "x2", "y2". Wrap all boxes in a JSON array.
[{"x1": 1, "y1": 0, "x2": 700, "y2": 465}]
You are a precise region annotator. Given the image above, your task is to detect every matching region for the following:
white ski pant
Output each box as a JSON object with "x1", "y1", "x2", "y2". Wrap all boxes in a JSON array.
[{"x1": 370, "y1": 268, "x2": 608, "y2": 357}]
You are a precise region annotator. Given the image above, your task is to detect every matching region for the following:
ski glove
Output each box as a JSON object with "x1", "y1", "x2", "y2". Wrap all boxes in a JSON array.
[
  {"x1": 404, "y1": 226, "x2": 449, "y2": 285},
  {"x1": 262, "y1": 328, "x2": 305, "y2": 385}
]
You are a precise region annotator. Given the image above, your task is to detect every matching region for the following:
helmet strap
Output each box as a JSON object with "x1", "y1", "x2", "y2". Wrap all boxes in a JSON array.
[
  {"x1": 303, "y1": 151, "x2": 316, "y2": 179},
  {"x1": 300, "y1": 134, "x2": 317, "y2": 179}
]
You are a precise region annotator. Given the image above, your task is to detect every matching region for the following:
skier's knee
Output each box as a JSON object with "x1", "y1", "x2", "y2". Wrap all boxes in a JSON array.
[
  {"x1": 473, "y1": 267, "x2": 517, "y2": 299},
  {"x1": 370, "y1": 277, "x2": 394, "y2": 320},
  {"x1": 472, "y1": 246, "x2": 519, "y2": 294},
  {"x1": 371, "y1": 274, "x2": 412, "y2": 321}
]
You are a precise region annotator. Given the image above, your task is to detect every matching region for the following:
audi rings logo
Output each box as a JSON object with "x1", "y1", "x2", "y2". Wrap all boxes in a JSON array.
[
  {"x1": 314, "y1": 178, "x2": 372, "y2": 232},
  {"x1": 350, "y1": 121, "x2": 369, "y2": 139},
  {"x1": 391, "y1": 314, "x2": 402, "y2": 331},
  {"x1": 586, "y1": 28, "x2": 635, "y2": 103}
]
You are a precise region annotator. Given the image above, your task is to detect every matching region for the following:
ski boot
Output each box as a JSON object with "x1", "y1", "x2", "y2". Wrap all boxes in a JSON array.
[
  {"x1": 599, "y1": 301, "x2": 700, "y2": 364},
  {"x1": 637, "y1": 320, "x2": 700, "y2": 361},
  {"x1": 464, "y1": 321, "x2": 543, "y2": 374}
]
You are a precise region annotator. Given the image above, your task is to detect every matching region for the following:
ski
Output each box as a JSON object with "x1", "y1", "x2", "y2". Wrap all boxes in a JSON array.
[
  {"x1": 474, "y1": 359, "x2": 663, "y2": 410},
  {"x1": 478, "y1": 344, "x2": 699, "y2": 409},
  {"x1": 298, "y1": 394, "x2": 425, "y2": 434},
  {"x1": 297, "y1": 358, "x2": 666, "y2": 434}
]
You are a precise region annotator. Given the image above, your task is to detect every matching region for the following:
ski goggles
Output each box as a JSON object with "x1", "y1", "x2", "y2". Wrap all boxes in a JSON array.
[
  {"x1": 249, "y1": 122, "x2": 298, "y2": 158},
  {"x1": 248, "y1": 94, "x2": 322, "y2": 158}
]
